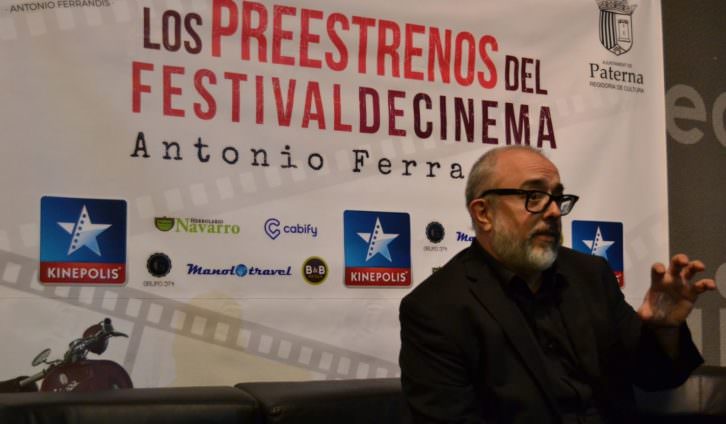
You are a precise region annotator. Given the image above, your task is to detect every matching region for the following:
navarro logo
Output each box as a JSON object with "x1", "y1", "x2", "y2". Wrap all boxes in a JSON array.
[
  {"x1": 264, "y1": 218, "x2": 318, "y2": 240},
  {"x1": 186, "y1": 263, "x2": 292, "y2": 277},
  {"x1": 596, "y1": 0, "x2": 637, "y2": 56},
  {"x1": 39, "y1": 196, "x2": 127, "y2": 284},
  {"x1": 343, "y1": 210, "x2": 411, "y2": 287},
  {"x1": 155, "y1": 217, "x2": 240, "y2": 235}
]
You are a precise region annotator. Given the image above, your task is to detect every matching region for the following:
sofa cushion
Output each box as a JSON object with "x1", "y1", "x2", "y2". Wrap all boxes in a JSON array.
[
  {"x1": 0, "y1": 386, "x2": 260, "y2": 424},
  {"x1": 236, "y1": 378, "x2": 402, "y2": 424}
]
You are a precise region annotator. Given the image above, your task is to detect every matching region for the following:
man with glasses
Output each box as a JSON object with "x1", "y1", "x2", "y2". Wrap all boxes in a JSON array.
[{"x1": 399, "y1": 146, "x2": 715, "y2": 423}]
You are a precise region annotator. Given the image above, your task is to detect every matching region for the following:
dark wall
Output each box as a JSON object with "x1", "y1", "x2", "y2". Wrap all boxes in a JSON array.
[{"x1": 662, "y1": 0, "x2": 726, "y2": 365}]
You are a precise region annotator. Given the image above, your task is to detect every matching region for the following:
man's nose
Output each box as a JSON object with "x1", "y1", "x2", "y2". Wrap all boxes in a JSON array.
[{"x1": 543, "y1": 198, "x2": 562, "y2": 219}]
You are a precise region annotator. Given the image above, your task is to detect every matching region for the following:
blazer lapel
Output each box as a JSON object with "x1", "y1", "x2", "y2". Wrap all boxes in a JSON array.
[
  {"x1": 463, "y1": 249, "x2": 560, "y2": 413},
  {"x1": 556, "y1": 275, "x2": 601, "y2": 380}
]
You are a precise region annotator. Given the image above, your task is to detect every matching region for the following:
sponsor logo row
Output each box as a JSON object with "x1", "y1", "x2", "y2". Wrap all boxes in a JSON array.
[{"x1": 38, "y1": 196, "x2": 624, "y2": 288}]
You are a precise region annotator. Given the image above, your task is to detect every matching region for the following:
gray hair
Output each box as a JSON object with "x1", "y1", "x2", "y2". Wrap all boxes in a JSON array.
[{"x1": 465, "y1": 145, "x2": 548, "y2": 207}]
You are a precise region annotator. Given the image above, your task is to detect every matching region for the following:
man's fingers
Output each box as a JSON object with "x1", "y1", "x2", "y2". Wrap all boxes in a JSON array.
[
  {"x1": 669, "y1": 254, "x2": 689, "y2": 277},
  {"x1": 651, "y1": 262, "x2": 666, "y2": 285},
  {"x1": 692, "y1": 278, "x2": 717, "y2": 294},
  {"x1": 683, "y1": 260, "x2": 706, "y2": 281}
]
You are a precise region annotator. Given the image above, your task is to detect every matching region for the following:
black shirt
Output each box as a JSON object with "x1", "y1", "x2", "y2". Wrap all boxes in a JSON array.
[{"x1": 479, "y1": 247, "x2": 604, "y2": 423}]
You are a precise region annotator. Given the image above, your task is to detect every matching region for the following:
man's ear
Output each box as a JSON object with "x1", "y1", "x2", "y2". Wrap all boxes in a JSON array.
[{"x1": 469, "y1": 199, "x2": 493, "y2": 232}]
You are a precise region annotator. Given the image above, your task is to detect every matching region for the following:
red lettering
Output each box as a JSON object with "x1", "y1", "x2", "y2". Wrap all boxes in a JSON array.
[
  {"x1": 388, "y1": 90, "x2": 406, "y2": 136},
  {"x1": 163, "y1": 65, "x2": 185, "y2": 117},
  {"x1": 255, "y1": 75, "x2": 264, "y2": 124},
  {"x1": 428, "y1": 28, "x2": 451, "y2": 83},
  {"x1": 359, "y1": 86, "x2": 380, "y2": 133},
  {"x1": 132, "y1": 61, "x2": 153, "y2": 113},
  {"x1": 300, "y1": 8, "x2": 322, "y2": 68},
  {"x1": 454, "y1": 32, "x2": 475, "y2": 86},
  {"x1": 477, "y1": 35, "x2": 498, "y2": 89},
  {"x1": 325, "y1": 13, "x2": 349, "y2": 71},
  {"x1": 272, "y1": 77, "x2": 296, "y2": 126},
  {"x1": 211, "y1": 0, "x2": 238, "y2": 57},
  {"x1": 351, "y1": 16, "x2": 375, "y2": 74},
  {"x1": 404, "y1": 23, "x2": 425, "y2": 80},
  {"x1": 143, "y1": 8, "x2": 160, "y2": 50},
  {"x1": 194, "y1": 69, "x2": 217, "y2": 120},
  {"x1": 272, "y1": 5, "x2": 296, "y2": 65},
  {"x1": 242, "y1": 1, "x2": 268, "y2": 61},
  {"x1": 333, "y1": 84, "x2": 352, "y2": 132},
  {"x1": 224, "y1": 72, "x2": 248, "y2": 122},
  {"x1": 377, "y1": 20, "x2": 400, "y2": 77},
  {"x1": 302, "y1": 81, "x2": 325, "y2": 129}
]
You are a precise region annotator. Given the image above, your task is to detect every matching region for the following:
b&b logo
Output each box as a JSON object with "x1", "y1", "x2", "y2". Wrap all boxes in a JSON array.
[
  {"x1": 39, "y1": 196, "x2": 127, "y2": 284},
  {"x1": 572, "y1": 220, "x2": 625, "y2": 287},
  {"x1": 343, "y1": 210, "x2": 411, "y2": 287}
]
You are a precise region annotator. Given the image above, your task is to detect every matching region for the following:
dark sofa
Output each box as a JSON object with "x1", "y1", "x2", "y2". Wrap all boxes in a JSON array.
[{"x1": 0, "y1": 367, "x2": 723, "y2": 423}]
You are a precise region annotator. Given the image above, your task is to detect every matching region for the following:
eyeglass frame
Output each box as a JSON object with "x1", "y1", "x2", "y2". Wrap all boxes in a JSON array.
[{"x1": 478, "y1": 188, "x2": 579, "y2": 216}]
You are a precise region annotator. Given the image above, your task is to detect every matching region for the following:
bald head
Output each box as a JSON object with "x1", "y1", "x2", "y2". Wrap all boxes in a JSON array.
[{"x1": 465, "y1": 146, "x2": 555, "y2": 208}]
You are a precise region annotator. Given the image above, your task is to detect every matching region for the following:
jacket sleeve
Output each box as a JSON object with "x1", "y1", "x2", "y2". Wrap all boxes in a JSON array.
[
  {"x1": 597, "y1": 256, "x2": 703, "y2": 391},
  {"x1": 399, "y1": 295, "x2": 485, "y2": 423}
]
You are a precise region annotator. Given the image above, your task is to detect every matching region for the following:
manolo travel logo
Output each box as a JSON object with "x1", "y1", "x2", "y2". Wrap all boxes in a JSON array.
[
  {"x1": 343, "y1": 210, "x2": 411, "y2": 287},
  {"x1": 186, "y1": 263, "x2": 292, "y2": 277},
  {"x1": 572, "y1": 220, "x2": 625, "y2": 287},
  {"x1": 155, "y1": 217, "x2": 240, "y2": 235},
  {"x1": 39, "y1": 196, "x2": 127, "y2": 284}
]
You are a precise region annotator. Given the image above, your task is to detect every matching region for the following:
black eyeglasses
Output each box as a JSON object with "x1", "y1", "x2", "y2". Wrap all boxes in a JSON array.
[{"x1": 479, "y1": 189, "x2": 579, "y2": 216}]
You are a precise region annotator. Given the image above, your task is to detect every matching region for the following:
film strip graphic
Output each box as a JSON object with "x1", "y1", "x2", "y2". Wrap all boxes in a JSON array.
[{"x1": 0, "y1": 249, "x2": 400, "y2": 379}]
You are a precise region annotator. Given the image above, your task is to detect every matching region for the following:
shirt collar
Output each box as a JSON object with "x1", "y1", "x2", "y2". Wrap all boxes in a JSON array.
[{"x1": 470, "y1": 239, "x2": 566, "y2": 291}]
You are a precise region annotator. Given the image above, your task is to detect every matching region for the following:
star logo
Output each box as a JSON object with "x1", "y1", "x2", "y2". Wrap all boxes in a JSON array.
[
  {"x1": 57, "y1": 205, "x2": 111, "y2": 256},
  {"x1": 582, "y1": 226, "x2": 615, "y2": 259},
  {"x1": 358, "y1": 217, "x2": 399, "y2": 262}
]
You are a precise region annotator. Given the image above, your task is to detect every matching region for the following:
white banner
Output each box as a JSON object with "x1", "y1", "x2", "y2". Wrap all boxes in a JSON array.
[{"x1": 0, "y1": 0, "x2": 667, "y2": 388}]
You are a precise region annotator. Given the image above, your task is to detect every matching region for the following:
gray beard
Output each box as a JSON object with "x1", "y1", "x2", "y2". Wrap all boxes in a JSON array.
[{"x1": 491, "y1": 221, "x2": 559, "y2": 274}]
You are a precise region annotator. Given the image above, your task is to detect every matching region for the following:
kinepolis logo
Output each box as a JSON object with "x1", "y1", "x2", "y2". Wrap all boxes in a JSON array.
[
  {"x1": 155, "y1": 216, "x2": 240, "y2": 235},
  {"x1": 264, "y1": 218, "x2": 318, "y2": 240},
  {"x1": 596, "y1": 0, "x2": 637, "y2": 56},
  {"x1": 343, "y1": 210, "x2": 411, "y2": 287},
  {"x1": 186, "y1": 263, "x2": 292, "y2": 277},
  {"x1": 39, "y1": 196, "x2": 127, "y2": 284},
  {"x1": 572, "y1": 220, "x2": 624, "y2": 287}
]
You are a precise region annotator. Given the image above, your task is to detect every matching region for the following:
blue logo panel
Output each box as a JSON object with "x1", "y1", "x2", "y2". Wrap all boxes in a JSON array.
[
  {"x1": 572, "y1": 220, "x2": 624, "y2": 286},
  {"x1": 39, "y1": 196, "x2": 127, "y2": 284},
  {"x1": 343, "y1": 210, "x2": 411, "y2": 287}
]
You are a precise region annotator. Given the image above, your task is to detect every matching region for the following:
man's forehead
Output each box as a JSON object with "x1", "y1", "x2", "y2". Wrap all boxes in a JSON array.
[{"x1": 491, "y1": 149, "x2": 561, "y2": 188}]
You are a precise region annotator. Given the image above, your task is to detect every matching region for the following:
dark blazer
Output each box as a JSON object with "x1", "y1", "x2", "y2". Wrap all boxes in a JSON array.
[{"x1": 399, "y1": 242, "x2": 703, "y2": 423}]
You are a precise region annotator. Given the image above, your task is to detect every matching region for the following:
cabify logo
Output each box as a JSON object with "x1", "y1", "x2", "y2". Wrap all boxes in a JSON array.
[{"x1": 155, "y1": 217, "x2": 240, "y2": 235}]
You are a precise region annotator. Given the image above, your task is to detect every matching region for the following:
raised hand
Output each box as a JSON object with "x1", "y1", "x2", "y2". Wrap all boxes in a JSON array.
[{"x1": 637, "y1": 254, "x2": 716, "y2": 327}]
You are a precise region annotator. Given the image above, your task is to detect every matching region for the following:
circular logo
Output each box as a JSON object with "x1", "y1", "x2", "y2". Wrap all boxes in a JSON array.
[
  {"x1": 234, "y1": 264, "x2": 248, "y2": 277},
  {"x1": 302, "y1": 257, "x2": 328, "y2": 285},
  {"x1": 425, "y1": 221, "x2": 445, "y2": 244},
  {"x1": 146, "y1": 253, "x2": 172, "y2": 278}
]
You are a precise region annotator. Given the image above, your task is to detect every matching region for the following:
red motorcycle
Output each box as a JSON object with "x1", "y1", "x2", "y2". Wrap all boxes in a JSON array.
[{"x1": 6, "y1": 318, "x2": 133, "y2": 392}]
